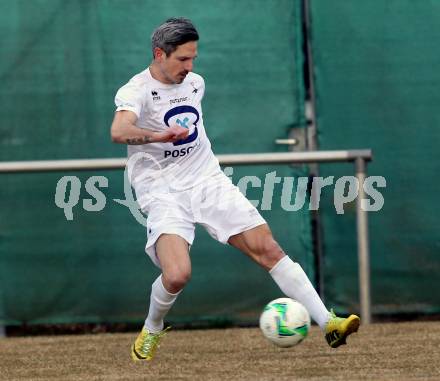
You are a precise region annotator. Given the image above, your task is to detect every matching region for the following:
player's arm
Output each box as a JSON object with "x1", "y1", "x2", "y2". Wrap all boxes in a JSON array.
[{"x1": 110, "y1": 110, "x2": 189, "y2": 145}]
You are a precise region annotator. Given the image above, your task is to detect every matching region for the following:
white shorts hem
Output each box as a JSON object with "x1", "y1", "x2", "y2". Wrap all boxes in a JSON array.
[{"x1": 221, "y1": 218, "x2": 267, "y2": 244}]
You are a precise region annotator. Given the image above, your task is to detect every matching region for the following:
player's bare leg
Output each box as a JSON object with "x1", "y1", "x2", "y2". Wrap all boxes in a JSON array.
[
  {"x1": 228, "y1": 224, "x2": 284, "y2": 270},
  {"x1": 132, "y1": 234, "x2": 190, "y2": 361},
  {"x1": 228, "y1": 224, "x2": 359, "y2": 348},
  {"x1": 156, "y1": 234, "x2": 191, "y2": 294}
]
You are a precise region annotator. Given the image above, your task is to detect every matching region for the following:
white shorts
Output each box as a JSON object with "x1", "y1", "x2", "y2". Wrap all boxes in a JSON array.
[{"x1": 141, "y1": 173, "x2": 266, "y2": 268}]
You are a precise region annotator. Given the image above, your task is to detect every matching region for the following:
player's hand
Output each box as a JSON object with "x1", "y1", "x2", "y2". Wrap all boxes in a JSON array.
[{"x1": 152, "y1": 125, "x2": 189, "y2": 143}]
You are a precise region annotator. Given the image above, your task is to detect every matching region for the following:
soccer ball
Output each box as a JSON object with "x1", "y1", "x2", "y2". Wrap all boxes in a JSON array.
[{"x1": 259, "y1": 298, "x2": 311, "y2": 348}]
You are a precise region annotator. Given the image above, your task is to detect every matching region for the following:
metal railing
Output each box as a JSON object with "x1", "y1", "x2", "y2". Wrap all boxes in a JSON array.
[{"x1": 0, "y1": 149, "x2": 373, "y2": 329}]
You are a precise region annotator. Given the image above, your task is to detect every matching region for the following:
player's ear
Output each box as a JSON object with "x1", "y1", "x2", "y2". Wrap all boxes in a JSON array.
[{"x1": 154, "y1": 47, "x2": 165, "y2": 61}]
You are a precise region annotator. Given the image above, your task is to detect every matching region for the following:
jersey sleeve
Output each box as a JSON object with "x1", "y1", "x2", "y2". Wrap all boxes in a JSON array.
[{"x1": 114, "y1": 82, "x2": 146, "y2": 118}]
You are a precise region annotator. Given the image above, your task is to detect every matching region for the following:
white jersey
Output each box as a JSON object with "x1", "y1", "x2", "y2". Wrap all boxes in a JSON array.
[{"x1": 114, "y1": 68, "x2": 221, "y2": 197}]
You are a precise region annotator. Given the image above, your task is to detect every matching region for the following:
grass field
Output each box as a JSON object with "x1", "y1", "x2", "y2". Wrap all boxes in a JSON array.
[{"x1": 1, "y1": 321, "x2": 439, "y2": 381}]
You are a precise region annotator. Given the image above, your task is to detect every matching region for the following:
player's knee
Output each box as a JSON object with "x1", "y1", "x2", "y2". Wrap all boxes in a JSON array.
[{"x1": 163, "y1": 269, "x2": 191, "y2": 292}]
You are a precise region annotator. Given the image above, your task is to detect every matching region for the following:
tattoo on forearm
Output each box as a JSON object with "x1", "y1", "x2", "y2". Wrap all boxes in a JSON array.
[{"x1": 126, "y1": 136, "x2": 152, "y2": 145}]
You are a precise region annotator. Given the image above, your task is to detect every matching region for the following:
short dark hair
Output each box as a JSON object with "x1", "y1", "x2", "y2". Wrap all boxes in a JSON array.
[{"x1": 151, "y1": 17, "x2": 199, "y2": 57}]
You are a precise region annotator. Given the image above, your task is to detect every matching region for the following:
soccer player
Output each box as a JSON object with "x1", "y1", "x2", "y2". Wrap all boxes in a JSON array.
[{"x1": 110, "y1": 17, "x2": 360, "y2": 362}]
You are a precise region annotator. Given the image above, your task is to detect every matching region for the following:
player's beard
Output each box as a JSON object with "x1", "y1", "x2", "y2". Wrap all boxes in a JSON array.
[
  {"x1": 176, "y1": 71, "x2": 188, "y2": 83},
  {"x1": 160, "y1": 65, "x2": 186, "y2": 84}
]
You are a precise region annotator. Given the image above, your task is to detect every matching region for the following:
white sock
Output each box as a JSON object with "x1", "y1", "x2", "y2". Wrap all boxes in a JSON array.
[
  {"x1": 269, "y1": 256, "x2": 330, "y2": 330},
  {"x1": 144, "y1": 275, "x2": 181, "y2": 333}
]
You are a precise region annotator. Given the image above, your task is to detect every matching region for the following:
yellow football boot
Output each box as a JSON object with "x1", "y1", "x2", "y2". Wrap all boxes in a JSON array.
[
  {"x1": 131, "y1": 326, "x2": 170, "y2": 361},
  {"x1": 325, "y1": 309, "x2": 360, "y2": 348}
]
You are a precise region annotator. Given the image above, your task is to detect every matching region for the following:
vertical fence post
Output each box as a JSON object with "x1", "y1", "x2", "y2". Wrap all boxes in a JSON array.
[{"x1": 355, "y1": 157, "x2": 372, "y2": 324}]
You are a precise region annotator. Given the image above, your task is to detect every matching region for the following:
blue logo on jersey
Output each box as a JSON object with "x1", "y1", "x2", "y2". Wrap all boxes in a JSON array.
[
  {"x1": 164, "y1": 105, "x2": 199, "y2": 146},
  {"x1": 176, "y1": 117, "x2": 189, "y2": 128}
]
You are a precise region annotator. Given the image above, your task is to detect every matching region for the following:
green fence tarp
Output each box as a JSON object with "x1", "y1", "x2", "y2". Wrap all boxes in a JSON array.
[
  {"x1": 310, "y1": 0, "x2": 440, "y2": 314},
  {"x1": 0, "y1": 0, "x2": 309, "y2": 325}
]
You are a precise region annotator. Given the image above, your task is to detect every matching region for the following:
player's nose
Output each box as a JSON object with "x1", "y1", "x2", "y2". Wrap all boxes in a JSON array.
[{"x1": 184, "y1": 60, "x2": 193, "y2": 73}]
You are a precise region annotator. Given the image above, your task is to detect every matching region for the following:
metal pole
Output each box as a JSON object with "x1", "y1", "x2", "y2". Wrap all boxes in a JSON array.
[
  {"x1": 0, "y1": 150, "x2": 372, "y2": 173},
  {"x1": 0, "y1": 151, "x2": 373, "y2": 325},
  {"x1": 355, "y1": 157, "x2": 372, "y2": 324}
]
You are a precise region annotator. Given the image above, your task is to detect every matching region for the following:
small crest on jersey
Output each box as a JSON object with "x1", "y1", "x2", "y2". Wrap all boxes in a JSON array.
[
  {"x1": 151, "y1": 90, "x2": 161, "y2": 101},
  {"x1": 190, "y1": 82, "x2": 198, "y2": 93}
]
